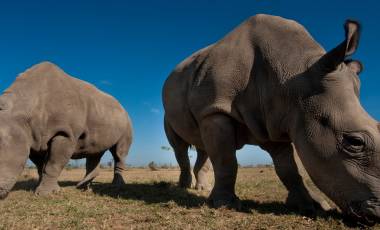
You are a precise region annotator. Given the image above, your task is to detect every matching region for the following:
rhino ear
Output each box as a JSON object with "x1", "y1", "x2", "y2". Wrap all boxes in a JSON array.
[
  {"x1": 343, "y1": 20, "x2": 361, "y2": 56},
  {"x1": 345, "y1": 59, "x2": 363, "y2": 74},
  {"x1": 319, "y1": 20, "x2": 361, "y2": 72}
]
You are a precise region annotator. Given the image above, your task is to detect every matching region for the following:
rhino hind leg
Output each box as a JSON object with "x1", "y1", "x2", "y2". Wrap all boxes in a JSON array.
[
  {"x1": 164, "y1": 118, "x2": 192, "y2": 188},
  {"x1": 29, "y1": 154, "x2": 45, "y2": 184},
  {"x1": 261, "y1": 142, "x2": 331, "y2": 216},
  {"x1": 200, "y1": 114, "x2": 241, "y2": 210},
  {"x1": 35, "y1": 136, "x2": 74, "y2": 196},
  {"x1": 194, "y1": 148, "x2": 212, "y2": 191},
  {"x1": 110, "y1": 135, "x2": 131, "y2": 186},
  {"x1": 76, "y1": 154, "x2": 103, "y2": 190}
]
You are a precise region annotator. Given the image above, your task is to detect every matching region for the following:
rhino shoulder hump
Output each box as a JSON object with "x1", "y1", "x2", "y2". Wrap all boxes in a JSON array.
[
  {"x1": 29, "y1": 61, "x2": 61, "y2": 73},
  {"x1": 16, "y1": 61, "x2": 64, "y2": 80},
  {"x1": 247, "y1": 14, "x2": 305, "y2": 32}
]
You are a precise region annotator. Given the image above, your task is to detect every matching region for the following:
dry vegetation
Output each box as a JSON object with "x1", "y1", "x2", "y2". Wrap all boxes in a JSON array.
[{"x1": 0, "y1": 166, "x2": 377, "y2": 229}]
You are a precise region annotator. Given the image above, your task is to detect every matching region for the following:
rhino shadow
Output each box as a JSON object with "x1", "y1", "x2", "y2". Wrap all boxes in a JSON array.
[
  {"x1": 90, "y1": 181, "x2": 207, "y2": 208},
  {"x1": 12, "y1": 178, "x2": 38, "y2": 191},
  {"x1": 12, "y1": 179, "x2": 206, "y2": 208},
  {"x1": 12, "y1": 179, "x2": 79, "y2": 192},
  {"x1": 242, "y1": 201, "x2": 362, "y2": 227},
  {"x1": 13, "y1": 179, "x2": 356, "y2": 225},
  {"x1": 241, "y1": 200, "x2": 342, "y2": 219},
  {"x1": 12, "y1": 179, "x2": 335, "y2": 216}
]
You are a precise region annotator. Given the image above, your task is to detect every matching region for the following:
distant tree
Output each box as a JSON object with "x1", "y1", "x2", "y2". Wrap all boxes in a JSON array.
[
  {"x1": 160, "y1": 163, "x2": 172, "y2": 169},
  {"x1": 161, "y1": 146, "x2": 172, "y2": 151},
  {"x1": 107, "y1": 160, "x2": 113, "y2": 168},
  {"x1": 66, "y1": 162, "x2": 74, "y2": 170},
  {"x1": 161, "y1": 145, "x2": 196, "y2": 152},
  {"x1": 27, "y1": 164, "x2": 36, "y2": 169},
  {"x1": 148, "y1": 161, "x2": 158, "y2": 171}
]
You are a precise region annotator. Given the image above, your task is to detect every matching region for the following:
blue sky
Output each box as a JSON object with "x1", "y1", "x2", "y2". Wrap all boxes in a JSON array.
[{"x1": 0, "y1": 1, "x2": 379, "y2": 166}]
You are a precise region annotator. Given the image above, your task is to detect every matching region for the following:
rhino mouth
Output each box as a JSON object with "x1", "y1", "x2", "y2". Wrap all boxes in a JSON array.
[{"x1": 348, "y1": 198, "x2": 380, "y2": 226}]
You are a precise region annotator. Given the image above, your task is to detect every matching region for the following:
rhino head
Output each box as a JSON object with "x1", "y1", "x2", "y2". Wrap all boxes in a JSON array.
[
  {"x1": 0, "y1": 102, "x2": 31, "y2": 199},
  {"x1": 290, "y1": 21, "x2": 380, "y2": 224}
]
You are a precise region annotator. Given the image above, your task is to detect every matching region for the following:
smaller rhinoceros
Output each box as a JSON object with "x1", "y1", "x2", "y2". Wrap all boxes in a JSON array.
[{"x1": 0, "y1": 62, "x2": 133, "y2": 198}]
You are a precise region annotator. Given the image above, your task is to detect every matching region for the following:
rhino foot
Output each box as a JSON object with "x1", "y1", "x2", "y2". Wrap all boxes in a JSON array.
[
  {"x1": 178, "y1": 171, "x2": 192, "y2": 188},
  {"x1": 76, "y1": 168, "x2": 100, "y2": 190},
  {"x1": 208, "y1": 194, "x2": 242, "y2": 210},
  {"x1": 35, "y1": 182, "x2": 60, "y2": 196},
  {"x1": 287, "y1": 201, "x2": 317, "y2": 217},
  {"x1": 76, "y1": 181, "x2": 92, "y2": 191},
  {"x1": 112, "y1": 173, "x2": 126, "y2": 187},
  {"x1": 194, "y1": 172, "x2": 210, "y2": 191},
  {"x1": 195, "y1": 182, "x2": 211, "y2": 191},
  {"x1": 285, "y1": 192, "x2": 331, "y2": 216}
]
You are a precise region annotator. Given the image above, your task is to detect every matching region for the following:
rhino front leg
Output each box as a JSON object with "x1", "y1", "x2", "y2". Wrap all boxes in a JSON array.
[
  {"x1": 261, "y1": 142, "x2": 331, "y2": 215},
  {"x1": 194, "y1": 148, "x2": 211, "y2": 191},
  {"x1": 200, "y1": 114, "x2": 240, "y2": 209},
  {"x1": 35, "y1": 136, "x2": 74, "y2": 196}
]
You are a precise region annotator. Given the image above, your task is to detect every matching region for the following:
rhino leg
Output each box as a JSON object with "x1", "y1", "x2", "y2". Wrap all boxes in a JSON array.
[
  {"x1": 29, "y1": 154, "x2": 45, "y2": 184},
  {"x1": 110, "y1": 135, "x2": 131, "y2": 186},
  {"x1": 35, "y1": 136, "x2": 74, "y2": 196},
  {"x1": 164, "y1": 118, "x2": 192, "y2": 188},
  {"x1": 76, "y1": 154, "x2": 103, "y2": 190},
  {"x1": 261, "y1": 143, "x2": 331, "y2": 215},
  {"x1": 200, "y1": 114, "x2": 240, "y2": 210},
  {"x1": 194, "y1": 148, "x2": 211, "y2": 191}
]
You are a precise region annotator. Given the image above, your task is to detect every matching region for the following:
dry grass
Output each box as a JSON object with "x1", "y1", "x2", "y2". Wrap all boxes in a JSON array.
[{"x1": 0, "y1": 167, "x2": 376, "y2": 229}]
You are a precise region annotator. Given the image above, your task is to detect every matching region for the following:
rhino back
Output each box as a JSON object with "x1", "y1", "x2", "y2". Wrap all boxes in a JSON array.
[
  {"x1": 163, "y1": 14, "x2": 326, "y2": 146},
  {"x1": 4, "y1": 62, "x2": 130, "y2": 153},
  {"x1": 186, "y1": 14, "x2": 324, "y2": 121}
]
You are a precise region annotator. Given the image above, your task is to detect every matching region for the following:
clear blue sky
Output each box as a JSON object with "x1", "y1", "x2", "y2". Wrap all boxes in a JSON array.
[{"x1": 0, "y1": 1, "x2": 379, "y2": 166}]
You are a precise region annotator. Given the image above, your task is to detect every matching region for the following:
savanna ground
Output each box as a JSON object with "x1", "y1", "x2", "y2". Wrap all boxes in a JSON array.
[{"x1": 0, "y1": 166, "x2": 378, "y2": 229}]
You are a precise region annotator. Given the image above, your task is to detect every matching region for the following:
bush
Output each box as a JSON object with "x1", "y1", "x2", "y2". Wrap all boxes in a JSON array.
[{"x1": 148, "y1": 161, "x2": 158, "y2": 171}]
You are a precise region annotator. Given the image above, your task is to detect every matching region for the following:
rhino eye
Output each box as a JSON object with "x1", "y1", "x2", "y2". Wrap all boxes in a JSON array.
[{"x1": 342, "y1": 133, "x2": 365, "y2": 153}]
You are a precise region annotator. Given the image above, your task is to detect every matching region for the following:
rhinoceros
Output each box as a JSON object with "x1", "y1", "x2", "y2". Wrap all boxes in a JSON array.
[
  {"x1": 163, "y1": 14, "x2": 380, "y2": 224},
  {"x1": 0, "y1": 62, "x2": 132, "y2": 198}
]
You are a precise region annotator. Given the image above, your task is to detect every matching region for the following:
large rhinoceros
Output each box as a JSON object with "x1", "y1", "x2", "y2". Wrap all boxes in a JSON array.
[
  {"x1": 0, "y1": 62, "x2": 132, "y2": 198},
  {"x1": 163, "y1": 14, "x2": 380, "y2": 224}
]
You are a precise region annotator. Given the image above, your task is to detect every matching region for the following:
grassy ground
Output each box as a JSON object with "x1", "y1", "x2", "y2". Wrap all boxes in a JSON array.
[{"x1": 0, "y1": 166, "x2": 376, "y2": 229}]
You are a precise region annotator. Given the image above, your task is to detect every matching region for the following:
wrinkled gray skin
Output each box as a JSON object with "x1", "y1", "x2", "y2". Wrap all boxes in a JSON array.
[
  {"x1": 0, "y1": 62, "x2": 132, "y2": 198},
  {"x1": 163, "y1": 14, "x2": 380, "y2": 224}
]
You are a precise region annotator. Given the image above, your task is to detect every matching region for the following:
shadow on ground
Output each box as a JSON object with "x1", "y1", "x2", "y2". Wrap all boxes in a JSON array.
[
  {"x1": 13, "y1": 179, "x2": 38, "y2": 192},
  {"x1": 13, "y1": 179, "x2": 206, "y2": 208},
  {"x1": 12, "y1": 179, "x2": 78, "y2": 192},
  {"x1": 92, "y1": 181, "x2": 207, "y2": 208},
  {"x1": 241, "y1": 200, "x2": 344, "y2": 222},
  {"x1": 13, "y1": 179, "x2": 353, "y2": 225},
  {"x1": 241, "y1": 201, "x2": 360, "y2": 228}
]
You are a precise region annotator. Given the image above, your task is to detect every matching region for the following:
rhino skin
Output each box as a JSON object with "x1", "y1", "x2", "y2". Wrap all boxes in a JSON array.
[
  {"x1": 163, "y1": 14, "x2": 380, "y2": 224},
  {"x1": 0, "y1": 62, "x2": 133, "y2": 197}
]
